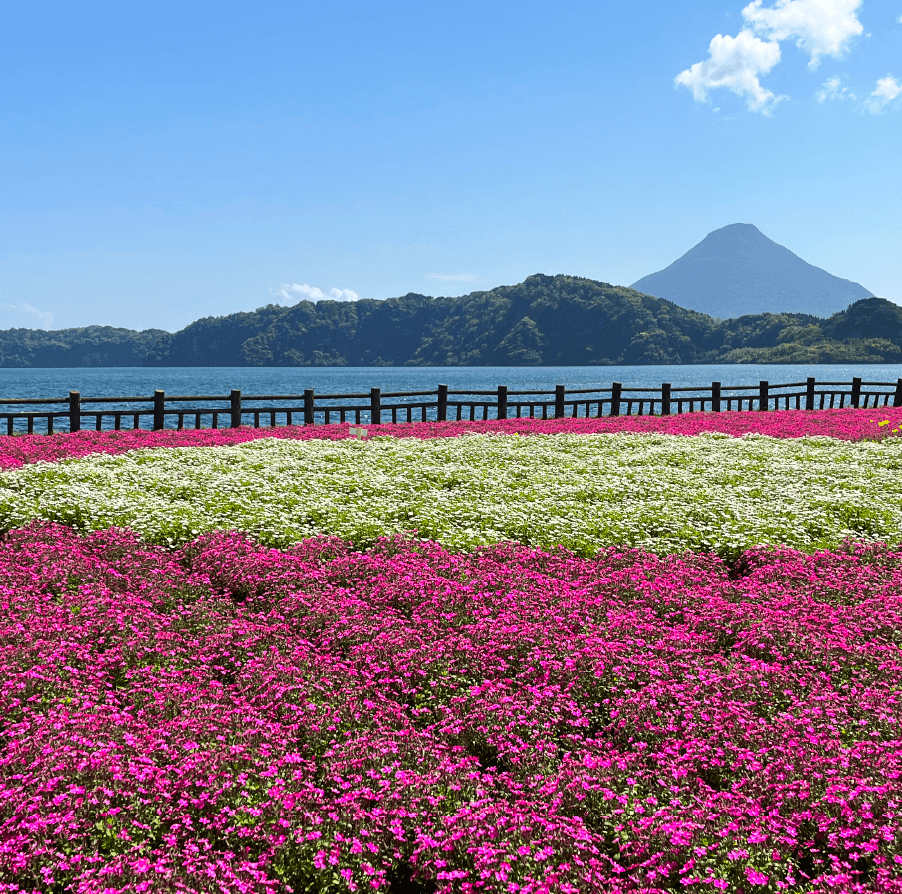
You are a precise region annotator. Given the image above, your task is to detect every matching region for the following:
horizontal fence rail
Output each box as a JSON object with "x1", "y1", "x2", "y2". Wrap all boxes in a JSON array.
[{"x1": 0, "y1": 377, "x2": 901, "y2": 435}]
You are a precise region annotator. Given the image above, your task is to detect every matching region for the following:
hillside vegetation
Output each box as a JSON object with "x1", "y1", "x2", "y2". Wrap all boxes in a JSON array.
[{"x1": 1, "y1": 274, "x2": 900, "y2": 367}]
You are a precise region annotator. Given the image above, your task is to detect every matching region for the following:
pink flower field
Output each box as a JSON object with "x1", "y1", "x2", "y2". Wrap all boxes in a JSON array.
[
  {"x1": 1, "y1": 523, "x2": 901, "y2": 892},
  {"x1": 0, "y1": 407, "x2": 900, "y2": 469}
]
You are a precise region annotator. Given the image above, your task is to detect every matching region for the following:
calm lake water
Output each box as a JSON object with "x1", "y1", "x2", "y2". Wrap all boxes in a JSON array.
[
  {"x1": 1, "y1": 365, "x2": 900, "y2": 432},
  {"x1": 1, "y1": 364, "x2": 901, "y2": 399}
]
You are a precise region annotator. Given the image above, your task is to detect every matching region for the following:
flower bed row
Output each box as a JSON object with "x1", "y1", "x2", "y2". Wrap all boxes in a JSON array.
[
  {"x1": 0, "y1": 407, "x2": 899, "y2": 470},
  {"x1": 0, "y1": 431, "x2": 900, "y2": 557},
  {"x1": 1, "y1": 523, "x2": 900, "y2": 892}
]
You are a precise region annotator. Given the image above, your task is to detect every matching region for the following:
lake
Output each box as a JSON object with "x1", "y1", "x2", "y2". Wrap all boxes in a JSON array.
[
  {"x1": 1, "y1": 364, "x2": 901, "y2": 399},
  {"x1": 1, "y1": 364, "x2": 900, "y2": 431}
]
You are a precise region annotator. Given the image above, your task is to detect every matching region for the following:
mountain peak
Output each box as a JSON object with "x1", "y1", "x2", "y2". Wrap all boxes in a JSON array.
[
  {"x1": 631, "y1": 224, "x2": 872, "y2": 319},
  {"x1": 707, "y1": 222, "x2": 761, "y2": 235},
  {"x1": 701, "y1": 222, "x2": 764, "y2": 244}
]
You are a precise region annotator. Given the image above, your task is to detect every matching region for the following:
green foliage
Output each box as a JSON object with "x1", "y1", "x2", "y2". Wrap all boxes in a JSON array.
[
  {"x1": 0, "y1": 325, "x2": 168, "y2": 368},
  {"x1": 1, "y1": 277, "x2": 901, "y2": 367}
]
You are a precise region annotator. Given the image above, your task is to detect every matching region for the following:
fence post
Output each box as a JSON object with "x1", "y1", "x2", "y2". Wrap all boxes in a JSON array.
[
  {"x1": 497, "y1": 385, "x2": 508, "y2": 420},
  {"x1": 894, "y1": 378, "x2": 902, "y2": 408},
  {"x1": 554, "y1": 385, "x2": 565, "y2": 419},
  {"x1": 851, "y1": 377, "x2": 862, "y2": 409},
  {"x1": 437, "y1": 384, "x2": 448, "y2": 422},
  {"x1": 661, "y1": 383, "x2": 671, "y2": 416},
  {"x1": 806, "y1": 377, "x2": 815, "y2": 411},
  {"x1": 609, "y1": 382, "x2": 622, "y2": 417},
  {"x1": 711, "y1": 382, "x2": 721, "y2": 413},
  {"x1": 303, "y1": 389, "x2": 315, "y2": 425},
  {"x1": 758, "y1": 380, "x2": 769, "y2": 411},
  {"x1": 230, "y1": 389, "x2": 242, "y2": 428},
  {"x1": 68, "y1": 391, "x2": 81, "y2": 432},
  {"x1": 370, "y1": 387, "x2": 381, "y2": 425},
  {"x1": 153, "y1": 390, "x2": 165, "y2": 430}
]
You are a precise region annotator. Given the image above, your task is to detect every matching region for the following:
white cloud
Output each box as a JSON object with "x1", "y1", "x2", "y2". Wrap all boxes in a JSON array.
[
  {"x1": 675, "y1": 29, "x2": 783, "y2": 113},
  {"x1": 276, "y1": 282, "x2": 359, "y2": 303},
  {"x1": 678, "y1": 0, "x2": 863, "y2": 113},
  {"x1": 284, "y1": 283, "x2": 325, "y2": 300},
  {"x1": 0, "y1": 302, "x2": 54, "y2": 329},
  {"x1": 428, "y1": 273, "x2": 478, "y2": 282},
  {"x1": 742, "y1": 0, "x2": 863, "y2": 69},
  {"x1": 865, "y1": 75, "x2": 902, "y2": 112},
  {"x1": 816, "y1": 75, "x2": 856, "y2": 101},
  {"x1": 328, "y1": 287, "x2": 359, "y2": 301}
]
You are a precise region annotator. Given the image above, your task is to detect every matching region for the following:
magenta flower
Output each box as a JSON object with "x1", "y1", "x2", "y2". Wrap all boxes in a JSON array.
[{"x1": 0, "y1": 406, "x2": 900, "y2": 469}]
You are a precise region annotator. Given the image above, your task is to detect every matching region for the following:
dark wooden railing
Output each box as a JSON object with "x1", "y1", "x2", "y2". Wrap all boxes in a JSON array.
[{"x1": 1, "y1": 377, "x2": 901, "y2": 435}]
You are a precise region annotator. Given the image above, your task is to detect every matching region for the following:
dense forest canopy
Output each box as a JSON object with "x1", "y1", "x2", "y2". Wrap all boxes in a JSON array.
[{"x1": 1, "y1": 275, "x2": 900, "y2": 367}]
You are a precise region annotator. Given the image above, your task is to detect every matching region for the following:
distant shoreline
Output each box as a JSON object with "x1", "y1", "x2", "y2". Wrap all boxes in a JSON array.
[{"x1": 2, "y1": 276, "x2": 900, "y2": 368}]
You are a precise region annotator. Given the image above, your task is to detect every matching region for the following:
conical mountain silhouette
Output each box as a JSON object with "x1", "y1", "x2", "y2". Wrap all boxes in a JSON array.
[{"x1": 631, "y1": 223, "x2": 872, "y2": 319}]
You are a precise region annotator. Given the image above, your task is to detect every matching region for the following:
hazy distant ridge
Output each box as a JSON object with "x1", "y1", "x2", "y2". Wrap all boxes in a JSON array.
[
  {"x1": 0, "y1": 274, "x2": 899, "y2": 367},
  {"x1": 631, "y1": 223, "x2": 872, "y2": 319}
]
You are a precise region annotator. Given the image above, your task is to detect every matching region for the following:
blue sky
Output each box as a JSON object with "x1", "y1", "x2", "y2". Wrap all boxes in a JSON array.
[{"x1": 1, "y1": 0, "x2": 900, "y2": 332}]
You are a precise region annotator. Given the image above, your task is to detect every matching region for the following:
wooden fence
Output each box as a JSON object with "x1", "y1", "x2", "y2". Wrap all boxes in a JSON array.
[{"x1": 1, "y1": 377, "x2": 901, "y2": 435}]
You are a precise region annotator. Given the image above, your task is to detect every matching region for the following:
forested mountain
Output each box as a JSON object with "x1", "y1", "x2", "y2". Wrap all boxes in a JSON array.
[
  {"x1": 0, "y1": 326, "x2": 169, "y2": 368},
  {"x1": 631, "y1": 224, "x2": 872, "y2": 319},
  {"x1": 0, "y1": 275, "x2": 899, "y2": 367}
]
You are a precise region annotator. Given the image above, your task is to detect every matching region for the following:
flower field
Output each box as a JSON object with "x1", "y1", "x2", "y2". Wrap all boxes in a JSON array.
[
  {"x1": 0, "y1": 429, "x2": 901, "y2": 558},
  {"x1": 2, "y1": 524, "x2": 901, "y2": 892},
  {"x1": 1, "y1": 409, "x2": 901, "y2": 892},
  {"x1": 0, "y1": 407, "x2": 900, "y2": 473}
]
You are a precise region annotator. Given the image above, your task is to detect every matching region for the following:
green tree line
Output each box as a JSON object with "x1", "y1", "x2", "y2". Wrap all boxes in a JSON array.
[{"x1": 1, "y1": 275, "x2": 900, "y2": 367}]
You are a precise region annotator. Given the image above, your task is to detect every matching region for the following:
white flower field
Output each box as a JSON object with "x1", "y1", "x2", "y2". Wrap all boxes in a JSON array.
[{"x1": 1, "y1": 430, "x2": 900, "y2": 557}]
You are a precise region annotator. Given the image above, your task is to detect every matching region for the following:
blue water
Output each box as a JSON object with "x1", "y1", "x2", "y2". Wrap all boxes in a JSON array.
[
  {"x1": 1, "y1": 364, "x2": 901, "y2": 398},
  {"x1": 1, "y1": 365, "x2": 900, "y2": 432}
]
